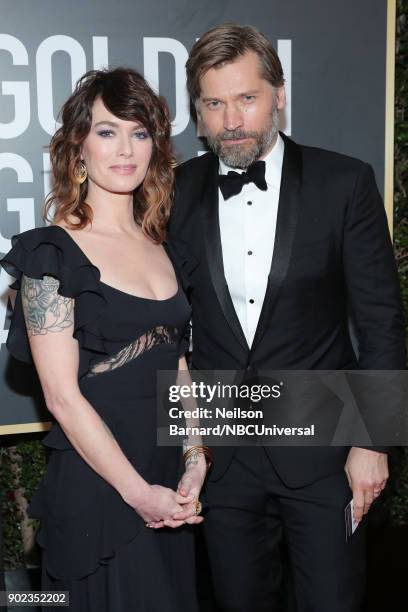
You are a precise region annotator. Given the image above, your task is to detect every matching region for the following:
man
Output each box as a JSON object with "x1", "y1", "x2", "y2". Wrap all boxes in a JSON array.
[{"x1": 169, "y1": 24, "x2": 406, "y2": 611}]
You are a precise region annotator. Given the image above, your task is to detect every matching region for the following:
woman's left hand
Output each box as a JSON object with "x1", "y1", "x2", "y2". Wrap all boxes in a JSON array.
[{"x1": 147, "y1": 453, "x2": 207, "y2": 529}]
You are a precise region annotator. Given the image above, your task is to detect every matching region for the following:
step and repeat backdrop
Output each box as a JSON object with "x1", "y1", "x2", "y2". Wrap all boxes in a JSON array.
[{"x1": 0, "y1": 0, "x2": 394, "y2": 432}]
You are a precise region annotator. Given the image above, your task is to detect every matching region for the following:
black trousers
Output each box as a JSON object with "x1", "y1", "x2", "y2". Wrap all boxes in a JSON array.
[{"x1": 202, "y1": 447, "x2": 366, "y2": 612}]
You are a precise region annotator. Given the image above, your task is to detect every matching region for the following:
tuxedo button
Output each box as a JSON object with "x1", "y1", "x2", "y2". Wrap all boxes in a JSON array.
[
  {"x1": 247, "y1": 201, "x2": 252, "y2": 206},
  {"x1": 247, "y1": 250, "x2": 253, "y2": 255},
  {"x1": 249, "y1": 298, "x2": 254, "y2": 304}
]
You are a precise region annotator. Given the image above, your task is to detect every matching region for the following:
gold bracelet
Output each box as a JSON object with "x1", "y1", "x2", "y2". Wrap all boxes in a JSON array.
[{"x1": 183, "y1": 445, "x2": 213, "y2": 472}]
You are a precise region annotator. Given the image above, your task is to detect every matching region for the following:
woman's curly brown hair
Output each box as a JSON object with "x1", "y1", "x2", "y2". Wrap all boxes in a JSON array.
[{"x1": 44, "y1": 67, "x2": 174, "y2": 243}]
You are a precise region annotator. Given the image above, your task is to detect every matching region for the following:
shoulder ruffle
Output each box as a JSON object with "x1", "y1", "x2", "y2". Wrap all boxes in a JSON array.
[{"x1": 0, "y1": 227, "x2": 108, "y2": 368}]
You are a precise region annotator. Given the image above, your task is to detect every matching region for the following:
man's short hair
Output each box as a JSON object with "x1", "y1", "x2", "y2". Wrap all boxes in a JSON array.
[{"x1": 186, "y1": 23, "x2": 285, "y2": 103}]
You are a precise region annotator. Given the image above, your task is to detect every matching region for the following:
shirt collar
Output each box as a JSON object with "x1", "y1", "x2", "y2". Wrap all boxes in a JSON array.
[{"x1": 219, "y1": 132, "x2": 284, "y2": 190}]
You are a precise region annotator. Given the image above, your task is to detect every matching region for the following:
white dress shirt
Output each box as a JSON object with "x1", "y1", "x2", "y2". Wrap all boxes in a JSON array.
[{"x1": 218, "y1": 134, "x2": 284, "y2": 347}]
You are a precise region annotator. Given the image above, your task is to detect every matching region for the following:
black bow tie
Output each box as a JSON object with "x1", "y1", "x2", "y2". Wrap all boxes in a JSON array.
[{"x1": 218, "y1": 160, "x2": 267, "y2": 200}]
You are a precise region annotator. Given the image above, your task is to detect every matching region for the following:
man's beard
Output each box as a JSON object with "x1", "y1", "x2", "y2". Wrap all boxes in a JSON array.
[{"x1": 205, "y1": 105, "x2": 279, "y2": 169}]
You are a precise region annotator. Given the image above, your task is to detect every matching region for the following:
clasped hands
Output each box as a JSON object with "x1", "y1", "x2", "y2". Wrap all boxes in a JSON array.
[
  {"x1": 136, "y1": 460, "x2": 207, "y2": 529},
  {"x1": 344, "y1": 447, "x2": 388, "y2": 522}
]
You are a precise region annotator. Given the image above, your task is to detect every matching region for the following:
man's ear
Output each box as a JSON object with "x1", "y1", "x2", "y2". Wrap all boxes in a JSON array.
[
  {"x1": 195, "y1": 102, "x2": 205, "y2": 138},
  {"x1": 195, "y1": 100, "x2": 202, "y2": 122},
  {"x1": 276, "y1": 85, "x2": 286, "y2": 111}
]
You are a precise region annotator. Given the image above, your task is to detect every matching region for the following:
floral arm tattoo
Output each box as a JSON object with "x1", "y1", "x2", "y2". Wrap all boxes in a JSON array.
[{"x1": 21, "y1": 275, "x2": 74, "y2": 337}]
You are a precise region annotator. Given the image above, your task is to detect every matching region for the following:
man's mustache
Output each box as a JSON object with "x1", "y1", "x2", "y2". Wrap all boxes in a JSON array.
[{"x1": 217, "y1": 130, "x2": 259, "y2": 141}]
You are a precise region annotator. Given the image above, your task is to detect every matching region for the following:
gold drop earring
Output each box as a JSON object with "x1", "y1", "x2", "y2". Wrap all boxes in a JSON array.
[{"x1": 75, "y1": 161, "x2": 88, "y2": 184}]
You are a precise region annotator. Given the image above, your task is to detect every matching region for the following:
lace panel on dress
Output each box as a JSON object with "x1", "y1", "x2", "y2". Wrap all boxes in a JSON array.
[{"x1": 85, "y1": 325, "x2": 177, "y2": 378}]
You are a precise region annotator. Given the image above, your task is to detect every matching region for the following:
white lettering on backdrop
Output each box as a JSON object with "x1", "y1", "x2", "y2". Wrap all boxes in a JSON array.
[{"x1": 0, "y1": 33, "x2": 292, "y2": 346}]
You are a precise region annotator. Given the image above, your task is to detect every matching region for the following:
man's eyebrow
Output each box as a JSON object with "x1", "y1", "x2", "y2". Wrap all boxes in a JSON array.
[
  {"x1": 238, "y1": 89, "x2": 260, "y2": 96},
  {"x1": 201, "y1": 89, "x2": 260, "y2": 103}
]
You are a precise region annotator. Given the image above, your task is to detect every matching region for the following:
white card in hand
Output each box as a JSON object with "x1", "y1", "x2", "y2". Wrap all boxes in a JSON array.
[{"x1": 345, "y1": 499, "x2": 360, "y2": 541}]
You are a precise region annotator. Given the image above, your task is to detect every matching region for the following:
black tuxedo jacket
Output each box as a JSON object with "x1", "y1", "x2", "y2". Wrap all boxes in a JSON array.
[{"x1": 169, "y1": 133, "x2": 406, "y2": 487}]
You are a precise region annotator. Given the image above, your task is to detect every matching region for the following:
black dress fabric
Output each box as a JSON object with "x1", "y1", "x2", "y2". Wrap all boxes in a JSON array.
[{"x1": 1, "y1": 225, "x2": 198, "y2": 612}]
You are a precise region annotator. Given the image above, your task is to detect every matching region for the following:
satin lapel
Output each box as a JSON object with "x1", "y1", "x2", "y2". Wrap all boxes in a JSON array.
[
  {"x1": 200, "y1": 153, "x2": 249, "y2": 351},
  {"x1": 251, "y1": 134, "x2": 302, "y2": 352}
]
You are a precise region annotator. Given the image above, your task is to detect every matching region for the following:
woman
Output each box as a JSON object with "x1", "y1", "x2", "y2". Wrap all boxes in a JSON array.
[{"x1": 1, "y1": 68, "x2": 208, "y2": 611}]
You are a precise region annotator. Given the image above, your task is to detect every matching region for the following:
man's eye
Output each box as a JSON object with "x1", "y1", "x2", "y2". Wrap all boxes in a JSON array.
[
  {"x1": 243, "y1": 96, "x2": 255, "y2": 102},
  {"x1": 207, "y1": 101, "x2": 220, "y2": 109},
  {"x1": 97, "y1": 130, "x2": 113, "y2": 137}
]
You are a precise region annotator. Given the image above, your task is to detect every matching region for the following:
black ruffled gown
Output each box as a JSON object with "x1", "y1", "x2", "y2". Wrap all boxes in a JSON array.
[{"x1": 1, "y1": 225, "x2": 198, "y2": 612}]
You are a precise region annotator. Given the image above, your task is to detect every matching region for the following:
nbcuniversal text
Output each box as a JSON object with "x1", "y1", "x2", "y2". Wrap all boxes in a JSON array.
[{"x1": 168, "y1": 422, "x2": 316, "y2": 439}]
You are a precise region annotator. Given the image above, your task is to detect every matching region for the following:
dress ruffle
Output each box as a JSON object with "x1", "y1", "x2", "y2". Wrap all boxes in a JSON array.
[
  {"x1": 28, "y1": 448, "x2": 145, "y2": 580},
  {"x1": 0, "y1": 227, "x2": 108, "y2": 375},
  {"x1": 1, "y1": 226, "x2": 192, "y2": 586}
]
